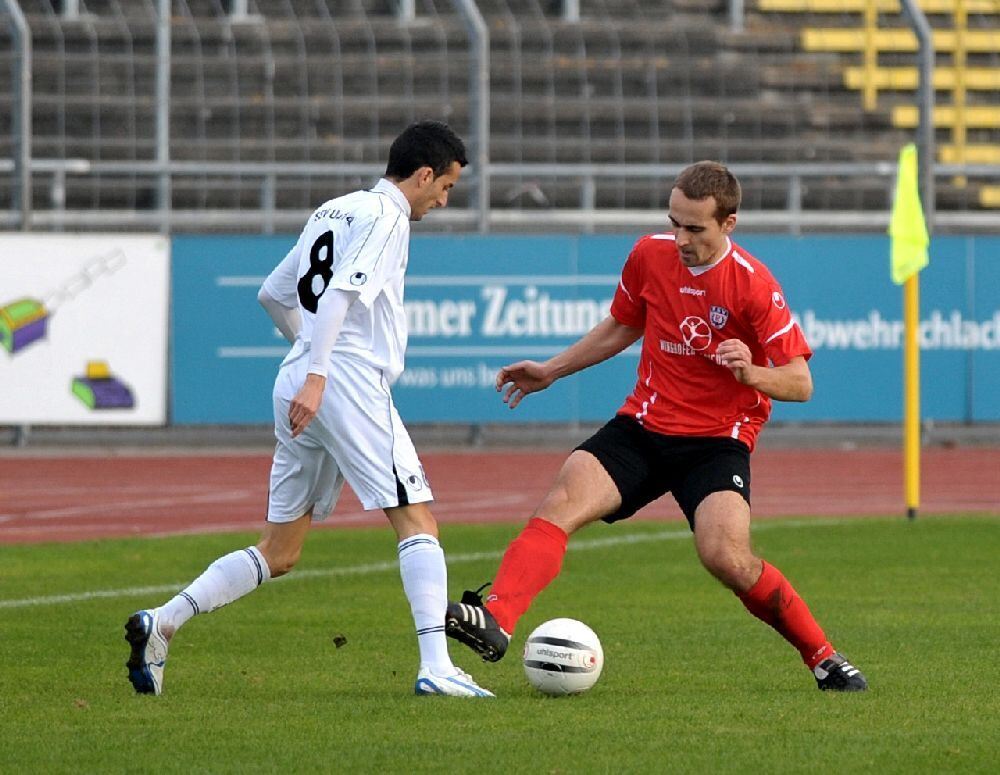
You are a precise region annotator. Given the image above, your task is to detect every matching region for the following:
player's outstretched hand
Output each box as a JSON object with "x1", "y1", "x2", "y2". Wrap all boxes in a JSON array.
[
  {"x1": 289, "y1": 373, "x2": 326, "y2": 437},
  {"x1": 496, "y1": 360, "x2": 556, "y2": 409}
]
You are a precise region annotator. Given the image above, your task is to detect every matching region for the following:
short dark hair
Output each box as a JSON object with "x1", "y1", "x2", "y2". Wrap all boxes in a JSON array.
[
  {"x1": 385, "y1": 121, "x2": 468, "y2": 179},
  {"x1": 673, "y1": 161, "x2": 741, "y2": 223}
]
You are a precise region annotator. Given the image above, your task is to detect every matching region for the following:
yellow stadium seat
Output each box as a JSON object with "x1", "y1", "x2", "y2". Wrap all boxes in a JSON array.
[
  {"x1": 803, "y1": 28, "x2": 1000, "y2": 53},
  {"x1": 843, "y1": 67, "x2": 1000, "y2": 91},
  {"x1": 978, "y1": 186, "x2": 1000, "y2": 207},
  {"x1": 893, "y1": 105, "x2": 1000, "y2": 129},
  {"x1": 939, "y1": 144, "x2": 1000, "y2": 164},
  {"x1": 760, "y1": 0, "x2": 998, "y2": 12}
]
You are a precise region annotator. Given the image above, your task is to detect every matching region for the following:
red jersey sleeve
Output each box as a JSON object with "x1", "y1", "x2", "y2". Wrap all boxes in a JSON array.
[
  {"x1": 749, "y1": 281, "x2": 812, "y2": 365},
  {"x1": 610, "y1": 241, "x2": 646, "y2": 328}
]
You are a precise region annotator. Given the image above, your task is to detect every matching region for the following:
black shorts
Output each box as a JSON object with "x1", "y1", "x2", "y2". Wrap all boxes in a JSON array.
[{"x1": 575, "y1": 415, "x2": 751, "y2": 530}]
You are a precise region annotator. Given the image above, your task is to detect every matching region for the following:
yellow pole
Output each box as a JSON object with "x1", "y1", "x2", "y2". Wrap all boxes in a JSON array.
[
  {"x1": 903, "y1": 273, "x2": 920, "y2": 519},
  {"x1": 953, "y1": 0, "x2": 968, "y2": 186},
  {"x1": 863, "y1": 0, "x2": 878, "y2": 111}
]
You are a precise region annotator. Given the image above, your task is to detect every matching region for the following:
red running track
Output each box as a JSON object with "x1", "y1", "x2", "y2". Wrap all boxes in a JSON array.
[{"x1": 1, "y1": 447, "x2": 998, "y2": 544}]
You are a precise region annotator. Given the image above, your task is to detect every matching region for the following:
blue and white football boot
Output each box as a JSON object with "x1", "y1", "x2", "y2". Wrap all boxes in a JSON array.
[
  {"x1": 414, "y1": 666, "x2": 494, "y2": 697},
  {"x1": 125, "y1": 609, "x2": 169, "y2": 695}
]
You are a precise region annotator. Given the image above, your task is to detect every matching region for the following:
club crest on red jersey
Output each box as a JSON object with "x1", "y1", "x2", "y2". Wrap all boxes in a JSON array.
[{"x1": 709, "y1": 305, "x2": 730, "y2": 329}]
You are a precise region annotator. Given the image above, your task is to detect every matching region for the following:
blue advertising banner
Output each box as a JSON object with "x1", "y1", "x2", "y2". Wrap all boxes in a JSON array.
[{"x1": 171, "y1": 234, "x2": 1000, "y2": 424}]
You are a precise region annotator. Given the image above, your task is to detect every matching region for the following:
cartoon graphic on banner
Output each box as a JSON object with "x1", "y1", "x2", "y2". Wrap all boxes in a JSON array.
[
  {"x1": 0, "y1": 235, "x2": 168, "y2": 425},
  {"x1": 1, "y1": 249, "x2": 125, "y2": 356},
  {"x1": 70, "y1": 360, "x2": 136, "y2": 410},
  {"x1": 0, "y1": 298, "x2": 49, "y2": 354}
]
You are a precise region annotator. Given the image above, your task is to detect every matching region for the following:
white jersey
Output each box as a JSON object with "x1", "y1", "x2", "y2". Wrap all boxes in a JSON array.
[{"x1": 262, "y1": 178, "x2": 412, "y2": 383}]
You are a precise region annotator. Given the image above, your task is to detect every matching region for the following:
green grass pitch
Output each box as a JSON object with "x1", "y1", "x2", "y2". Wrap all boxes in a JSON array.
[{"x1": 1, "y1": 515, "x2": 998, "y2": 773}]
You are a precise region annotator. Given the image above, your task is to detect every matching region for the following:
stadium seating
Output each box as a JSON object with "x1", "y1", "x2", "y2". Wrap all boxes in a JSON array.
[
  {"x1": 763, "y1": 0, "x2": 1000, "y2": 209},
  {"x1": 1, "y1": 0, "x2": 997, "y2": 222}
]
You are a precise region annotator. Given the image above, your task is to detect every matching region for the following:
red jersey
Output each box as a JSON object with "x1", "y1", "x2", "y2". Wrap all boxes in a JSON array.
[{"x1": 610, "y1": 233, "x2": 812, "y2": 452}]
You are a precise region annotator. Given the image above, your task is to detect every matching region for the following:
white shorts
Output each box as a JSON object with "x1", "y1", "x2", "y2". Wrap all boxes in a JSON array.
[{"x1": 267, "y1": 353, "x2": 433, "y2": 522}]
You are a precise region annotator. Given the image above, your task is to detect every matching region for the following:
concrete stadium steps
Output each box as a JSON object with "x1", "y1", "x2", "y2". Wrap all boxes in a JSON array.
[
  {"x1": 6, "y1": 0, "x2": 985, "y2": 218},
  {"x1": 16, "y1": 8, "x2": 858, "y2": 136}
]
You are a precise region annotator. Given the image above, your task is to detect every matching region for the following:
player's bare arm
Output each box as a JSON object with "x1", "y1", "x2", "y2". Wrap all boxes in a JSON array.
[
  {"x1": 716, "y1": 339, "x2": 812, "y2": 402},
  {"x1": 497, "y1": 315, "x2": 643, "y2": 409}
]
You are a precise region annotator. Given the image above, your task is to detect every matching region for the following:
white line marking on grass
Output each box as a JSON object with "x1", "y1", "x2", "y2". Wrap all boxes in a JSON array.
[{"x1": 0, "y1": 519, "x2": 848, "y2": 610}]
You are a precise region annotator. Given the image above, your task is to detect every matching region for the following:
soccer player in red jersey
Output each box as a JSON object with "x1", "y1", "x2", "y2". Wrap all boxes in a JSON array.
[{"x1": 446, "y1": 161, "x2": 867, "y2": 692}]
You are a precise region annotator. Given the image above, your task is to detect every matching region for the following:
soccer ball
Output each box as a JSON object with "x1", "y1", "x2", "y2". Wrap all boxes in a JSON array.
[{"x1": 522, "y1": 618, "x2": 604, "y2": 696}]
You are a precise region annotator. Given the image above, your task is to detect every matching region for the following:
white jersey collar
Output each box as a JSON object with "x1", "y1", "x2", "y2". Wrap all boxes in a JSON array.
[
  {"x1": 686, "y1": 236, "x2": 733, "y2": 276},
  {"x1": 372, "y1": 178, "x2": 412, "y2": 218}
]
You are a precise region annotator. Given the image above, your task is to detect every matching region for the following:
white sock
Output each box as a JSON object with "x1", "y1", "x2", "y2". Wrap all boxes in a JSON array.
[
  {"x1": 158, "y1": 546, "x2": 271, "y2": 634},
  {"x1": 398, "y1": 534, "x2": 453, "y2": 673}
]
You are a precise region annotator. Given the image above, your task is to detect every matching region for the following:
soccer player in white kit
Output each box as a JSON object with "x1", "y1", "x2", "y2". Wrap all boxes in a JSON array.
[{"x1": 125, "y1": 121, "x2": 493, "y2": 698}]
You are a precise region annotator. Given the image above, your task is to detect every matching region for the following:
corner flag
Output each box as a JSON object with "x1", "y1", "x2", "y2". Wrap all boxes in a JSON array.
[{"x1": 889, "y1": 143, "x2": 929, "y2": 285}]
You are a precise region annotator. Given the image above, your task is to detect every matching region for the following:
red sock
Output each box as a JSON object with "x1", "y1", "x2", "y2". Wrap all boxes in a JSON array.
[
  {"x1": 738, "y1": 561, "x2": 834, "y2": 669},
  {"x1": 484, "y1": 518, "x2": 568, "y2": 634}
]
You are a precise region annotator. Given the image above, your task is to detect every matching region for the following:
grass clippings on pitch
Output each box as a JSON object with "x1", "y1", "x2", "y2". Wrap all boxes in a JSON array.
[{"x1": 1, "y1": 515, "x2": 998, "y2": 774}]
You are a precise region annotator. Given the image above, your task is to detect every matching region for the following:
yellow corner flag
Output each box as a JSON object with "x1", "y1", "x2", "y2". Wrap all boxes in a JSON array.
[{"x1": 889, "y1": 143, "x2": 929, "y2": 285}]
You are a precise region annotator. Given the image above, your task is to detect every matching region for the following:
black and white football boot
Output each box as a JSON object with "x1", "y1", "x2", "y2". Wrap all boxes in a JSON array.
[
  {"x1": 814, "y1": 652, "x2": 868, "y2": 692},
  {"x1": 445, "y1": 585, "x2": 511, "y2": 663}
]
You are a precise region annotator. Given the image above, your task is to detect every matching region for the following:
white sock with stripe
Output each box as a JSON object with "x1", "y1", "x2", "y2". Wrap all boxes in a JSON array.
[
  {"x1": 398, "y1": 534, "x2": 454, "y2": 673},
  {"x1": 158, "y1": 546, "x2": 271, "y2": 635}
]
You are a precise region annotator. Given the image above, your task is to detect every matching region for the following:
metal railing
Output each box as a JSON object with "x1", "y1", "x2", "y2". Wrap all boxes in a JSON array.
[
  {"x1": 1, "y1": 0, "x2": 31, "y2": 228},
  {"x1": 3, "y1": 1, "x2": 998, "y2": 235},
  {"x1": 2, "y1": 157, "x2": 997, "y2": 234}
]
